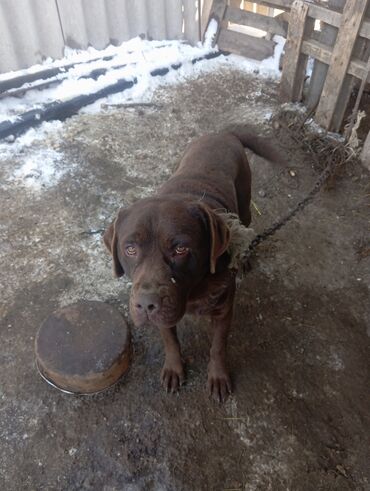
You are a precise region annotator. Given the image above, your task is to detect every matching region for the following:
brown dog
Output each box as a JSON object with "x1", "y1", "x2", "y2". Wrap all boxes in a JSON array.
[{"x1": 104, "y1": 127, "x2": 280, "y2": 401}]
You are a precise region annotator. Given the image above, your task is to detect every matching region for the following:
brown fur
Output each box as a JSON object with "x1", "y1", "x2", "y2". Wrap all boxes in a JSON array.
[{"x1": 104, "y1": 128, "x2": 280, "y2": 401}]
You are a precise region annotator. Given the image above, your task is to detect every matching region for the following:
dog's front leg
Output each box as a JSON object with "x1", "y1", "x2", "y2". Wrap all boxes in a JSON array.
[
  {"x1": 208, "y1": 285, "x2": 235, "y2": 403},
  {"x1": 160, "y1": 326, "x2": 184, "y2": 393}
]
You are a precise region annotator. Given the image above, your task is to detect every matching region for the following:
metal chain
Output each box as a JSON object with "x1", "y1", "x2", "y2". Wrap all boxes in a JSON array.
[{"x1": 243, "y1": 158, "x2": 335, "y2": 261}]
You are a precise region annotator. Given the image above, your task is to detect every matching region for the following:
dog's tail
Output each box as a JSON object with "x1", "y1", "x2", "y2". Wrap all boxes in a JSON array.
[{"x1": 228, "y1": 124, "x2": 287, "y2": 164}]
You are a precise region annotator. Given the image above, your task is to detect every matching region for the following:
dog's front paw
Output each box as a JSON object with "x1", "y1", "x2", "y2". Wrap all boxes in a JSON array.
[
  {"x1": 207, "y1": 360, "x2": 232, "y2": 403},
  {"x1": 161, "y1": 357, "x2": 185, "y2": 393}
]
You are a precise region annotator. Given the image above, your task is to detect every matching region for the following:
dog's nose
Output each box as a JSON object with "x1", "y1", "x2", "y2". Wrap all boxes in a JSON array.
[{"x1": 135, "y1": 292, "x2": 161, "y2": 314}]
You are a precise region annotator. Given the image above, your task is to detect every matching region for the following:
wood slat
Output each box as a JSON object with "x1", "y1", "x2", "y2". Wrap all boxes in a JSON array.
[
  {"x1": 253, "y1": 1, "x2": 370, "y2": 40},
  {"x1": 307, "y1": 3, "x2": 370, "y2": 41},
  {"x1": 301, "y1": 39, "x2": 332, "y2": 65},
  {"x1": 280, "y1": 0, "x2": 310, "y2": 102},
  {"x1": 306, "y1": 0, "x2": 345, "y2": 111},
  {"x1": 203, "y1": 0, "x2": 227, "y2": 45},
  {"x1": 331, "y1": 1, "x2": 370, "y2": 133},
  {"x1": 344, "y1": 54, "x2": 370, "y2": 140},
  {"x1": 225, "y1": 5, "x2": 287, "y2": 36},
  {"x1": 315, "y1": 0, "x2": 369, "y2": 129},
  {"x1": 254, "y1": 0, "x2": 294, "y2": 11},
  {"x1": 307, "y1": 4, "x2": 342, "y2": 27},
  {"x1": 360, "y1": 19, "x2": 370, "y2": 40},
  {"x1": 302, "y1": 39, "x2": 370, "y2": 83},
  {"x1": 218, "y1": 28, "x2": 275, "y2": 60},
  {"x1": 348, "y1": 58, "x2": 370, "y2": 83}
]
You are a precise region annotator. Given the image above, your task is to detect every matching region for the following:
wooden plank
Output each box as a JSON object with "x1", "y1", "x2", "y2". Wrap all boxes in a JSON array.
[
  {"x1": 305, "y1": 1, "x2": 370, "y2": 131},
  {"x1": 256, "y1": 5, "x2": 269, "y2": 15},
  {"x1": 244, "y1": 2, "x2": 254, "y2": 13},
  {"x1": 360, "y1": 19, "x2": 370, "y2": 40},
  {"x1": 307, "y1": 3, "x2": 370, "y2": 41},
  {"x1": 255, "y1": 0, "x2": 370, "y2": 39},
  {"x1": 330, "y1": 3, "x2": 370, "y2": 132},
  {"x1": 225, "y1": 5, "x2": 287, "y2": 36},
  {"x1": 344, "y1": 54, "x2": 370, "y2": 140},
  {"x1": 348, "y1": 58, "x2": 370, "y2": 83},
  {"x1": 301, "y1": 39, "x2": 332, "y2": 65},
  {"x1": 302, "y1": 39, "x2": 370, "y2": 83},
  {"x1": 253, "y1": 0, "x2": 293, "y2": 11},
  {"x1": 280, "y1": 0, "x2": 309, "y2": 102},
  {"x1": 0, "y1": 77, "x2": 136, "y2": 140},
  {"x1": 202, "y1": 0, "x2": 227, "y2": 45},
  {"x1": 315, "y1": 0, "x2": 369, "y2": 130},
  {"x1": 306, "y1": 0, "x2": 345, "y2": 112},
  {"x1": 218, "y1": 28, "x2": 275, "y2": 60},
  {"x1": 307, "y1": 4, "x2": 342, "y2": 27}
]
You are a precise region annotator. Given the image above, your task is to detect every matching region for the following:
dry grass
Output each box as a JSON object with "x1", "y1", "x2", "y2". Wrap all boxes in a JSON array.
[{"x1": 271, "y1": 107, "x2": 362, "y2": 187}]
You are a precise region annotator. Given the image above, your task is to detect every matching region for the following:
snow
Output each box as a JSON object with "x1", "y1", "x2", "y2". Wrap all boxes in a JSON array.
[
  {"x1": 0, "y1": 34, "x2": 284, "y2": 125},
  {"x1": 0, "y1": 32, "x2": 286, "y2": 192},
  {"x1": 260, "y1": 36, "x2": 285, "y2": 74},
  {"x1": 203, "y1": 18, "x2": 219, "y2": 48},
  {"x1": 0, "y1": 119, "x2": 66, "y2": 191},
  {"x1": 11, "y1": 148, "x2": 64, "y2": 191}
]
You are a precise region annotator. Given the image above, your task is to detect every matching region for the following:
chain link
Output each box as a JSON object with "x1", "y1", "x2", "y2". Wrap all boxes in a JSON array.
[{"x1": 243, "y1": 159, "x2": 335, "y2": 261}]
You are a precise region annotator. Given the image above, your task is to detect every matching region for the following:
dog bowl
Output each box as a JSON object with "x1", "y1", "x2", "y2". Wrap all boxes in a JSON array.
[{"x1": 35, "y1": 301, "x2": 131, "y2": 394}]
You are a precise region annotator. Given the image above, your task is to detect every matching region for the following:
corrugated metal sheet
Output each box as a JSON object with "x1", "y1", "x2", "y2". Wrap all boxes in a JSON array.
[{"x1": 0, "y1": 0, "x2": 200, "y2": 73}]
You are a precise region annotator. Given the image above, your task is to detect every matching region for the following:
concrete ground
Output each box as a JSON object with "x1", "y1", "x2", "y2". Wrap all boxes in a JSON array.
[{"x1": 0, "y1": 68, "x2": 369, "y2": 491}]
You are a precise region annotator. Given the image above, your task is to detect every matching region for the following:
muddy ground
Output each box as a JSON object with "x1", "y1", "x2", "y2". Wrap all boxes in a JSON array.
[{"x1": 0, "y1": 69, "x2": 369, "y2": 491}]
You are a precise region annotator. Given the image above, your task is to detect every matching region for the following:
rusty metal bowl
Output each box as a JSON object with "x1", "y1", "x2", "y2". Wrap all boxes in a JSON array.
[{"x1": 35, "y1": 301, "x2": 131, "y2": 394}]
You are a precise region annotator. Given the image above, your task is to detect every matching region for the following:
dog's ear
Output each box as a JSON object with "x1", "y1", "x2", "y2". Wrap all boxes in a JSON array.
[
  {"x1": 198, "y1": 204, "x2": 230, "y2": 274},
  {"x1": 103, "y1": 214, "x2": 124, "y2": 277}
]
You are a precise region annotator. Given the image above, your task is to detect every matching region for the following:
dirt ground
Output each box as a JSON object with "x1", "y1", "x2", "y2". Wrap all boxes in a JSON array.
[{"x1": 1, "y1": 68, "x2": 369, "y2": 491}]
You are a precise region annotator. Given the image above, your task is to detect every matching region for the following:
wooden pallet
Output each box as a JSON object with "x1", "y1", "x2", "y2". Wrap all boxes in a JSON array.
[
  {"x1": 202, "y1": 0, "x2": 289, "y2": 61},
  {"x1": 280, "y1": 0, "x2": 370, "y2": 131},
  {"x1": 202, "y1": 1, "x2": 370, "y2": 134}
]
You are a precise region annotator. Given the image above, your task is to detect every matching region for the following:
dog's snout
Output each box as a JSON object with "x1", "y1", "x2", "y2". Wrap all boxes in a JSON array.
[{"x1": 135, "y1": 292, "x2": 161, "y2": 314}]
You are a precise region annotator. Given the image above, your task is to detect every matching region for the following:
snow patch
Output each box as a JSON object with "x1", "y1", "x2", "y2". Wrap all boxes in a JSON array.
[
  {"x1": 0, "y1": 35, "x2": 284, "y2": 132},
  {"x1": 203, "y1": 18, "x2": 219, "y2": 49},
  {"x1": 10, "y1": 148, "x2": 64, "y2": 191},
  {"x1": 259, "y1": 35, "x2": 286, "y2": 74},
  {"x1": 0, "y1": 120, "x2": 66, "y2": 193},
  {"x1": 0, "y1": 35, "x2": 286, "y2": 184}
]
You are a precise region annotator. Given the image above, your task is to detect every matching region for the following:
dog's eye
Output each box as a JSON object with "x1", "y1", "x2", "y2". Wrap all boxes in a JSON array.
[
  {"x1": 174, "y1": 245, "x2": 189, "y2": 256},
  {"x1": 125, "y1": 245, "x2": 137, "y2": 256}
]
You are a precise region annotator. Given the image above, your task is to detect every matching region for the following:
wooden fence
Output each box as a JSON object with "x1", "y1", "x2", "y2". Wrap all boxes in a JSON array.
[
  {"x1": 202, "y1": 0, "x2": 288, "y2": 60},
  {"x1": 203, "y1": 0, "x2": 370, "y2": 137},
  {"x1": 280, "y1": 0, "x2": 370, "y2": 132}
]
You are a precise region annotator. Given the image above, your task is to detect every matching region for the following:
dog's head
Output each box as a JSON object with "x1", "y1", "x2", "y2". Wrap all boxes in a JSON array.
[{"x1": 103, "y1": 197, "x2": 230, "y2": 328}]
